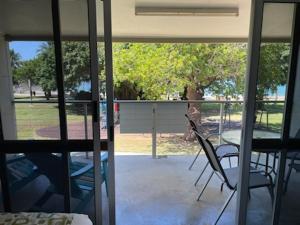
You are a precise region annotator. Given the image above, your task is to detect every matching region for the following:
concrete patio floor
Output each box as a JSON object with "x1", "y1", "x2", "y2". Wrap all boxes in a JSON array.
[
  {"x1": 113, "y1": 155, "x2": 266, "y2": 225},
  {"x1": 112, "y1": 154, "x2": 300, "y2": 225},
  {"x1": 2, "y1": 154, "x2": 300, "y2": 225}
]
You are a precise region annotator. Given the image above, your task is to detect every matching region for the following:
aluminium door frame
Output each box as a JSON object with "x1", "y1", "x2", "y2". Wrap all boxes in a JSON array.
[
  {"x1": 88, "y1": 0, "x2": 116, "y2": 224},
  {"x1": 51, "y1": 0, "x2": 71, "y2": 212},
  {"x1": 87, "y1": 0, "x2": 102, "y2": 224},
  {"x1": 237, "y1": 1, "x2": 300, "y2": 225},
  {"x1": 0, "y1": 0, "x2": 116, "y2": 221},
  {"x1": 103, "y1": 0, "x2": 116, "y2": 224}
]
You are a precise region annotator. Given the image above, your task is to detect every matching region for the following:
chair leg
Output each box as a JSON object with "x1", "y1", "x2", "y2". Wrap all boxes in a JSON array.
[
  {"x1": 194, "y1": 161, "x2": 209, "y2": 186},
  {"x1": 197, "y1": 171, "x2": 214, "y2": 201},
  {"x1": 189, "y1": 148, "x2": 202, "y2": 170},
  {"x1": 284, "y1": 164, "x2": 293, "y2": 194},
  {"x1": 228, "y1": 157, "x2": 232, "y2": 168},
  {"x1": 255, "y1": 152, "x2": 261, "y2": 169},
  {"x1": 214, "y1": 189, "x2": 236, "y2": 225},
  {"x1": 220, "y1": 182, "x2": 225, "y2": 192}
]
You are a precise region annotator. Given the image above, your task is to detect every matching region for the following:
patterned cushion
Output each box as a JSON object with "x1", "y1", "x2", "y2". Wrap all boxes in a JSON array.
[{"x1": 0, "y1": 213, "x2": 73, "y2": 225}]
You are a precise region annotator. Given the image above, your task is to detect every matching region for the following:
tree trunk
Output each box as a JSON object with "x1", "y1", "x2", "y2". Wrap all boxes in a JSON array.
[
  {"x1": 28, "y1": 79, "x2": 33, "y2": 102},
  {"x1": 44, "y1": 90, "x2": 52, "y2": 100},
  {"x1": 184, "y1": 85, "x2": 204, "y2": 141}
]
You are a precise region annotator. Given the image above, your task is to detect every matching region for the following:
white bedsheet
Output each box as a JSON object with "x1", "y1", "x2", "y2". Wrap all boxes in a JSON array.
[{"x1": 71, "y1": 214, "x2": 93, "y2": 225}]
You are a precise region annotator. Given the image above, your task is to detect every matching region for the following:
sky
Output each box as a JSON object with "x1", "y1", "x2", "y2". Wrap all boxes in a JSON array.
[{"x1": 9, "y1": 41, "x2": 42, "y2": 61}]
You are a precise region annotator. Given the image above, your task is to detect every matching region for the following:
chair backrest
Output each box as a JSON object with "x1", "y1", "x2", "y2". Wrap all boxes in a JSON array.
[
  {"x1": 193, "y1": 129, "x2": 227, "y2": 180},
  {"x1": 185, "y1": 114, "x2": 198, "y2": 131},
  {"x1": 25, "y1": 153, "x2": 81, "y2": 195}
]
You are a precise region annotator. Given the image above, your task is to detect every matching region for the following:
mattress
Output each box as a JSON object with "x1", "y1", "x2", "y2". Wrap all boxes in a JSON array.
[{"x1": 0, "y1": 212, "x2": 93, "y2": 225}]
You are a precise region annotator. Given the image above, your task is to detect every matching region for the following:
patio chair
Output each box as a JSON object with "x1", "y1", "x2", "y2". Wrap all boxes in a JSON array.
[
  {"x1": 190, "y1": 125, "x2": 239, "y2": 187},
  {"x1": 185, "y1": 114, "x2": 203, "y2": 170},
  {"x1": 185, "y1": 114, "x2": 233, "y2": 171},
  {"x1": 25, "y1": 152, "x2": 108, "y2": 212},
  {"x1": 284, "y1": 152, "x2": 300, "y2": 193},
  {"x1": 282, "y1": 129, "x2": 300, "y2": 193},
  {"x1": 6, "y1": 155, "x2": 40, "y2": 193},
  {"x1": 194, "y1": 130, "x2": 274, "y2": 225}
]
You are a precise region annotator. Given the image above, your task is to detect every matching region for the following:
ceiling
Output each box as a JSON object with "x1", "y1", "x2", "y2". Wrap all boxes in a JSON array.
[{"x1": 0, "y1": 0, "x2": 295, "y2": 42}]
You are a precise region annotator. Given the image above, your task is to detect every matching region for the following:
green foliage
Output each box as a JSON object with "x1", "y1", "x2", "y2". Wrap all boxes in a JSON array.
[
  {"x1": 9, "y1": 49, "x2": 22, "y2": 84},
  {"x1": 13, "y1": 42, "x2": 105, "y2": 96},
  {"x1": 113, "y1": 43, "x2": 247, "y2": 100},
  {"x1": 174, "y1": 43, "x2": 247, "y2": 98},
  {"x1": 257, "y1": 43, "x2": 290, "y2": 99},
  {"x1": 12, "y1": 41, "x2": 289, "y2": 101},
  {"x1": 13, "y1": 59, "x2": 40, "y2": 84},
  {"x1": 113, "y1": 43, "x2": 185, "y2": 99},
  {"x1": 34, "y1": 42, "x2": 57, "y2": 94}
]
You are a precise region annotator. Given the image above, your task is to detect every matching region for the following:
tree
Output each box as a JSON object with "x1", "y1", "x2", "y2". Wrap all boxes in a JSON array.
[
  {"x1": 113, "y1": 43, "x2": 247, "y2": 139},
  {"x1": 14, "y1": 59, "x2": 40, "y2": 100},
  {"x1": 17, "y1": 41, "x2": 104, "y2": 99},
  {"x1": 113, "y1": 43, "x2": 186, "y2": 100},
  {"x1": 257, "y1": 43, "x2": 290, "y2": 100},
  {"x1": 9, "y1": 49, "x2": 22, "y2": 84},
  {"x1": 113, "y1": 43, "x2": 247, "y2": 99}
]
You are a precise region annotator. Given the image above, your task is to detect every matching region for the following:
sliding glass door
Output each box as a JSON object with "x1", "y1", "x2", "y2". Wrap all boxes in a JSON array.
[
  {"x1": 237, "y1": 1, "x2": 300, "y2": 225},
  {"x1": 0, "y1": 0, "x2": 115, "y2": 224}
]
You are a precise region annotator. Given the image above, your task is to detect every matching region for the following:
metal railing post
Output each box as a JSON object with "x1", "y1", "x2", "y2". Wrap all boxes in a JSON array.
[
  {"x1": 84, "y1": 103, "x2": 89, "y2": 159},
  {"x1": 219, "y1": 102, "x2": 224, "y2": 144},
  {"x1": 152, "y1": 103, "x2": 157, "y2": 158}
]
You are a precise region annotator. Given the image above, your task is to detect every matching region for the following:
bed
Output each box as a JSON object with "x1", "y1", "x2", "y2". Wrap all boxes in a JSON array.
[{"x1": 0, "y1": 212, "x2": 93, "y2": 225}]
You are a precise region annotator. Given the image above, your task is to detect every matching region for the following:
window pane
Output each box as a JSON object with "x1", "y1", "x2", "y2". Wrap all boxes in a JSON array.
[
  {"x1": 14, "y1": 103, "x2": 60, "y2": 140},
  {"x1": 290, "y1": 64, "x2": 300, "y2": 138},
  {"x1": 6, "y1": 153, "x2": 64, "y2": 212},
  {"x1": 253, "y1": 3, "x2": 294, "y2": 139}
]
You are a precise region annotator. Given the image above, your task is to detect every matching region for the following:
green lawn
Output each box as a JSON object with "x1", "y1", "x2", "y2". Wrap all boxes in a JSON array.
[
  {"x1": 15, "y1": 103, "x2": 84, "y2": 139},
  {"x1": 14, "y1": 101, "x2": 284, "y2": 154}
]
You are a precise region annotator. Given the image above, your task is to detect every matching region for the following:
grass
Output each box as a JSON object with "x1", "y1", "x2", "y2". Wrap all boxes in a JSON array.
[
  {"x1": 15, "y1": 103, "x2": 85, "y2": 139},
  {"x1": 14, "y1": 101, "x2": 284, "y2": 154}
]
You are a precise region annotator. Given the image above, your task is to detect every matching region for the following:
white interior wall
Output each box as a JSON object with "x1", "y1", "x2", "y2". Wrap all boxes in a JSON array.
[{"x1": 0, "y1": 36, "x2": 17, "y2": 140}]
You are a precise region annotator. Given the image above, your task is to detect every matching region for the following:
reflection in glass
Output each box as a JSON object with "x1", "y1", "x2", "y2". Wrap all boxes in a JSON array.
[
  {"x1": 255, "y1": 42, "x2": 291, "y2": 134},
  {"x1": 290, "y1": 64, "x2": 300, "y2": 138},
  {"x1": 6, "y1": 153, "x2": 64, "y2": 212},
  {"x1": 254, "y1": 3, "x2": 294, "y2": 137},
  {"x1": 247, "y1": 3, "x2": 295, "y2": 225}
]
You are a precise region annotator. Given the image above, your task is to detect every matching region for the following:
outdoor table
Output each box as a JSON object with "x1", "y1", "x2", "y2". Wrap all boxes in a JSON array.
[
  {"x1": 221, "y1": 129, "x2": 281, "y2": 146},
  {"x1": 221, "y1": 129, "x2": 281, "y2": 175}
]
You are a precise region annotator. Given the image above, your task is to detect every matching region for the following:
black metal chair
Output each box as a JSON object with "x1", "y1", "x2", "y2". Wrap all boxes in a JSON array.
[
  {"x1": 185, "y1": 114, "x2": 239, "y2": 186},
  {"x1": 284, "y1": 152, "x2": 300, "y2": 193},
  {"x1": 283, "y1": 128, "x2": 300, "y2": 192},
  {"x1": 194, "y1": 130, "x2": 274, "y2": 225},
  {"x1": 185, "y1": 114, "x2": 204, "y2": 170}
]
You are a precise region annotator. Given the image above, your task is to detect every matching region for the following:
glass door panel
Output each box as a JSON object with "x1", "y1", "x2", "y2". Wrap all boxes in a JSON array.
[
  {"x1": 248, "y1": 3, "x2": 295, "y2": 225},
  {"x1": 6, "y1": 152, "x2": 65, "y2": 212},
  {"x1": 254, "y1": 3, "x2": 294, "y2": 139},
  {"x1": 290, "y1": 64, "x2": 300, "y2": 138},
  {"x1": 59, "y1": 0, "x2": 93, "y2": 140},
  {"x1": 239, "y1": 2, "x2": 299, "y2": 225}
]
